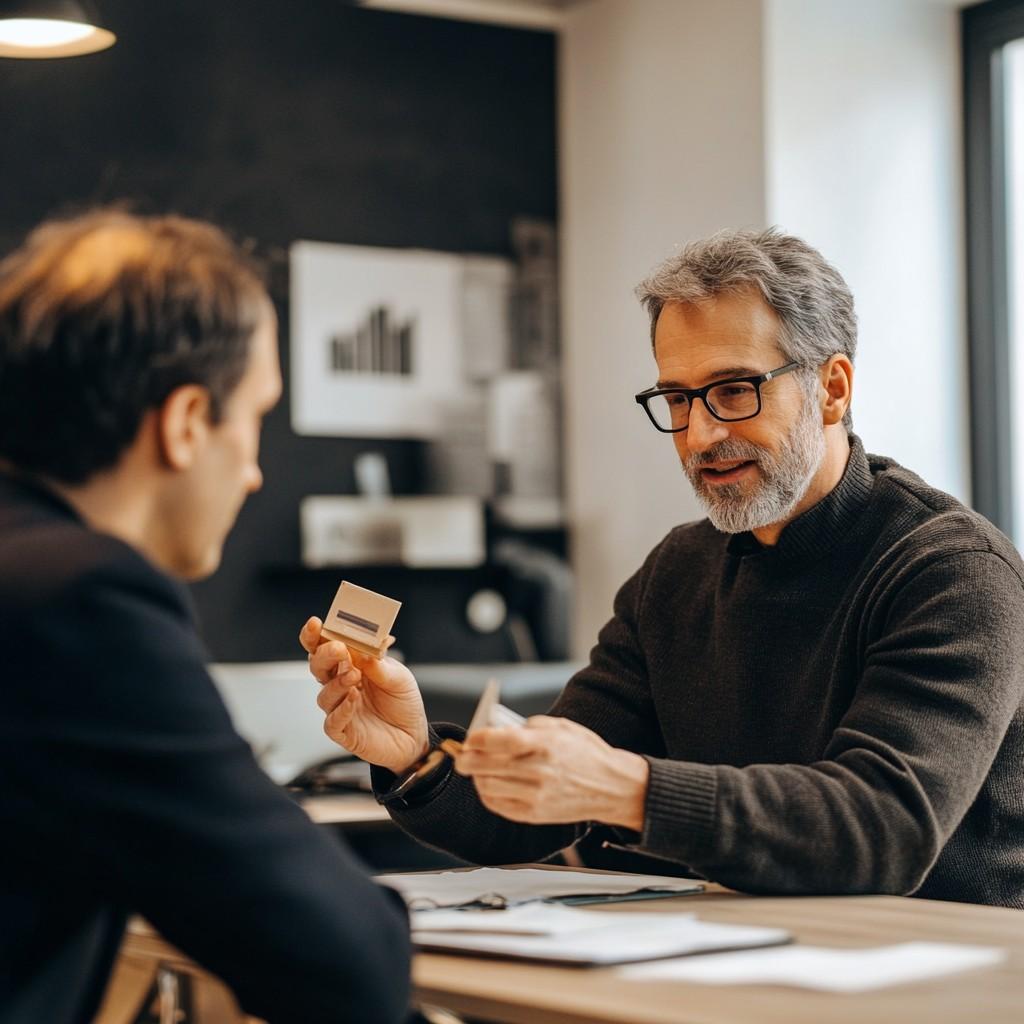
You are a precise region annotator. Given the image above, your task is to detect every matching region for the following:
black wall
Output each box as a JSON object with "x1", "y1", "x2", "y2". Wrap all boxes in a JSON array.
[{"x1": 0, "y1": 1, "x2": 558, "y2": 662}]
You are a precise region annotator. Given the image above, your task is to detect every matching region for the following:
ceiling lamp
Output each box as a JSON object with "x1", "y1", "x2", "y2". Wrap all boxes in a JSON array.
[{"x1": 0, "y1": 1, "x2": 115, "y2": 58}]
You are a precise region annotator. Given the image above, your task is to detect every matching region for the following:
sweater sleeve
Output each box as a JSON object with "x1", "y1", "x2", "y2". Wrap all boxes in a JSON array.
[
  {"x1": 632, "y1": 549, "x2": 1024, "y2": 895},
  {"x1": 378, "y1": 554, "x2": 666, "y2": 864},
  {"x1": 13, "y1": 559, "x2": 412, "y2": 1024},
  {"x1": 371, "y1": 723, "x2": 580, "y2": 866}
]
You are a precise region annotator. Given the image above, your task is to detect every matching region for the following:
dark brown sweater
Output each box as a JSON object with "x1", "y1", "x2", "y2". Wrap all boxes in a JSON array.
[{"x1": 379, "y1": 438, "x2": 1024, "y2": 906}]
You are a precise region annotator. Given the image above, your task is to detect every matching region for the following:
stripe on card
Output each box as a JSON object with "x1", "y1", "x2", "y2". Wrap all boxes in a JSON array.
[{"x1": 336, "y1": 609, "x2": 379, "y2": 635}]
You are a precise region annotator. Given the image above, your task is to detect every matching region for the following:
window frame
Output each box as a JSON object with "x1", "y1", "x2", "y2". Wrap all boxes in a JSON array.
[{"x1": 964, "y1": 0, "x2": 1024, "y2": 535}]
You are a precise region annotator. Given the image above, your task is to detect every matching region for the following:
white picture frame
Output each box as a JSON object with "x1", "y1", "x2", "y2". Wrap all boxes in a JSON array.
[{"x1": 290, "y1": 240, "x2": 467, "y2": 438}]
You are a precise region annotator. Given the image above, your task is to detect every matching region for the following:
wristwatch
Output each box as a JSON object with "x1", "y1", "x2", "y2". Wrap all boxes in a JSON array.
[{"x1": 375, "y1": 737, "x2": 463, "y2": 808}]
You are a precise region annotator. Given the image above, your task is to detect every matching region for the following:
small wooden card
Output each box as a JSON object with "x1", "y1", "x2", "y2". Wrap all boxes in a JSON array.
[
  {"x1": 321, "y1": 581, "x2": 402, "y2": 659},
  {"x1": 439, "y1": 679, "x2": 526, "y2": 755}
]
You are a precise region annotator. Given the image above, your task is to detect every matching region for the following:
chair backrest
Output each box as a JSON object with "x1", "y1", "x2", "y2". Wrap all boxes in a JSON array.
[{"x1": 96, "y1": 923, "x2": 265, "y2": 1024}]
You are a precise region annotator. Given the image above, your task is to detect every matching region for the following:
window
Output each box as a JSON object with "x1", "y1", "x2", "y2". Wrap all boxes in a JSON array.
[
  {"x1": 964, "y1": 0, "x2": 1024, "y2": 544},
  {"x1": 1008, "y1": 38, "x2": 1024, "y2": 537}
]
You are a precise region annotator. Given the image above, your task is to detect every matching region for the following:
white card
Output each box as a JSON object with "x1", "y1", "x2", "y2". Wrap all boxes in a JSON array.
[{"x1": 467, "y1": 678, "x2": 526, "y2": 735}]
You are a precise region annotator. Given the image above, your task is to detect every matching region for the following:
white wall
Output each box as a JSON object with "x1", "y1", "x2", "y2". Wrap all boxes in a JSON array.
[
  {"x1": 560, "y1": 0, "x2": 968, "y2": 655},
  {"x1": 560, "y1": 0, "x2": 767, "y2": 655},
  {"x1": 765, "y1": 0, "x2": 968, "y2": 500}
]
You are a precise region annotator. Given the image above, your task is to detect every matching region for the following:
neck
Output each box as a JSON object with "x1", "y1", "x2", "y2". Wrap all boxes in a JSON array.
[
  {"x1": 49, "y1": 470, "x2": 158, "y2": 558},
  {"x1": 751, "y1": 428, "x2": 852, "y2": 547},
  {"x1": 45, "y1": 435, "x2": 177, "y2": 574}
]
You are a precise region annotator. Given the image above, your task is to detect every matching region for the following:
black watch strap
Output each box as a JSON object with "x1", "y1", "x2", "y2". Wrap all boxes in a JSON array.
[
  {"x1": 373, "y1": 724, "x2": 467, "y2": 810},
  {"x1": 375, "y1": 748, "x2": 448, "y2": 806}
]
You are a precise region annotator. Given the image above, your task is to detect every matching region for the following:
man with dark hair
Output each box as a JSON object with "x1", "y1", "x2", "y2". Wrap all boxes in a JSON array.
[
  {"x1": 303, "y1": 228, "x2": 1024, "y2": 909},
  {"x1": 0, "y1": 210, "x2": 411, "y2": 1023}
]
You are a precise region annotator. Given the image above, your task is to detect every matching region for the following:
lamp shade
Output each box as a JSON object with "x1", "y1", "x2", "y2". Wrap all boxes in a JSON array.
[{"x1": 0, "y1": 0, "x2": 115, "y2": 58}]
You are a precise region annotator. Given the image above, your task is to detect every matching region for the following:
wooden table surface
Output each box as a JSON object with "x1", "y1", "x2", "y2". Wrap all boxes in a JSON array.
[
  {"x1": 107, "y1": 876, "x2": 1024, "y2": 1024},
  {"x1": 299, "y1": 791, "x2": 392, "y2": 827},
  {"x1": 411, "y1": 885, "x2": 1024, "y2": 1024}
]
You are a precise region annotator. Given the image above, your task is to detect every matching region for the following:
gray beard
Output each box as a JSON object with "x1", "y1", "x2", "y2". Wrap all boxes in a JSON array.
[{"x1": 682, "y1": 396, "x2": 826, "y2": 534}]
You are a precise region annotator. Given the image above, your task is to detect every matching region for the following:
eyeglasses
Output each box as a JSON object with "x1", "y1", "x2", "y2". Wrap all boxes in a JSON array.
[{"x1": 634, "y1": 361, "x2": 801, "y2": 433}]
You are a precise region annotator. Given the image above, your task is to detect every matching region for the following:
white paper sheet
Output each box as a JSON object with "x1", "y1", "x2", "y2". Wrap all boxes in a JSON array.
[
  {"x1": 412, "y1": 905, "x2": 789, "y2": 965},
  {"x1": 618, "y1": 941, "x2": 1006, "y2": 992},
  {"x1": 411, "y1": 903, "x2": 609, "y2": 935},
  {"x1": 410, "y1": 903, "x2": 693, "y2": 936},
  {"x1": 376, "y1": 867, "x2": 703, "y2": 910}
]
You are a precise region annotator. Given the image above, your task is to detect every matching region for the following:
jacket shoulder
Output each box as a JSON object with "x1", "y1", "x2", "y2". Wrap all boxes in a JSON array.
[
  {"x1": 868, "y1": 455, "x2": 1024, "y2": 578},
  {"x1": 0, "y1": 512, "x2": 190, "y2": 624}
]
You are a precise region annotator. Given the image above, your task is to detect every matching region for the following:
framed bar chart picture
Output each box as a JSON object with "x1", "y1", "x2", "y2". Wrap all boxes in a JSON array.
[{"x1": 290, "y1": 240, "x2": 475, "y2": 438}]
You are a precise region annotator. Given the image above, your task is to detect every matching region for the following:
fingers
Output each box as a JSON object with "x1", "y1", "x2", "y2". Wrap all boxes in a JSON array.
[
  {"x1": 460, "y1": 716, "x2": 571, "y2": 757},
  {"x1": 298, "y1": 616, "x2": 324, "y2": 654},
  {"x1": 324, "y1": 688, "x2": 361, "y2": 743},
  {"x1": 300, "y1": 621, "x2": 399, "y2": 683},
  {"x1": 316, "y1": 673, "x2": 362, "y2": 714},
  {"x1": 456, "y1": 717, "x2": 593, "y2": 778},
  {"x1": 348, "y1": 648, "x2": 419, "y2": 697},
  {"x1": 308, "y1": 638, "x2": 357, "y2": 686},
  {"x1": 463, "y1": 726, "x2": 541, "y2": 758},
  {"x1": 456, "y1": 729, "x2": 548, "y2": 777}
]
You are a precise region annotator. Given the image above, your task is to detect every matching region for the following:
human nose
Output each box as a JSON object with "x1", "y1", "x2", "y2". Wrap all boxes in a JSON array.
[
  {"x1": 247, "y1": 461, "x2": 264, "y2": 493},
  {"x1": 683, "y1": 397, "x2": 731, "y2": 454}
]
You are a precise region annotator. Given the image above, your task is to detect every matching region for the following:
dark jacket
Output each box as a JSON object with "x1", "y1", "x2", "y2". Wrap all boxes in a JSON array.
[{"x1": 0, "y1": 474, "x2": 410, "y2": 1024}]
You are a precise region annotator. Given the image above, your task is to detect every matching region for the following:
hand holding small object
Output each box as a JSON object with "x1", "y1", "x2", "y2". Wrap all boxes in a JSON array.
[
  {"x1": 453, "y1": 715, "x2": 650, "y2": 831},
  {"x1": 299, "y1": 614, "x2": 430, "y2": 775}
]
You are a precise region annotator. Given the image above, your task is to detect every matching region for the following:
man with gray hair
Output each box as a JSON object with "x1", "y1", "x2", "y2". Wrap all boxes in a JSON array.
[{"x1": 303, "y1": 228, "x2": 1024, "y2": 907}]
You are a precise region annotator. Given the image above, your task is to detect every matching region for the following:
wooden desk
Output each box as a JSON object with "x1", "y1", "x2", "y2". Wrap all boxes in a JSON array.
[
  {"x1": 102, "y1": 883, "x2": 1024, "y2": 1024},
  {"x1": 300, "y1": 791, "x2": 392, "y2": 827},
  {"x1": 412, "y1": 887, "x2": 1024, "y2": 1024}
]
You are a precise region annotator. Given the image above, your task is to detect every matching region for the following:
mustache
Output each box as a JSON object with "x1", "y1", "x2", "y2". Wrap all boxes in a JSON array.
[{"x1": 683, "y1": 439, "x2": 768, "y2": 472}]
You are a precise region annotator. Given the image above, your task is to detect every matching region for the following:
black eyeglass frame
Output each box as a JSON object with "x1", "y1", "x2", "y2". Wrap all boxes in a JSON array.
[{"x1": 634, "y1": 361, "x2": 801, "y2": 433}]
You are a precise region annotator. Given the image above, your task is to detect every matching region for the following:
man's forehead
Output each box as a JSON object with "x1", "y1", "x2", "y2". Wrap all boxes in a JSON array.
[
  {"x1": 655, "y1": 290, "x2": 781, "y2": 335},
  {"x1": 653, "y1": 293, "x2": 784, "y2": 385}
]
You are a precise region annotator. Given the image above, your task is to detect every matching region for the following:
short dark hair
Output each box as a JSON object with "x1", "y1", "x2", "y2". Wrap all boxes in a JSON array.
[{"x1": 0, "y1": 209, "x2": 269, "y2": 484}]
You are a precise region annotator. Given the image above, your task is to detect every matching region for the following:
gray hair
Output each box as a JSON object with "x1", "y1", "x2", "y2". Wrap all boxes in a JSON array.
[{"x1": 635, "y1": 227, "x2": 857, "y2": 430}]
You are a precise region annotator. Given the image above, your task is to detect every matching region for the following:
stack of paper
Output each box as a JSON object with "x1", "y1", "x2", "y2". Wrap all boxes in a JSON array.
[
  {"x1": 409, "y1": 903, "x2": 791, "y2": 966},
  {"x1": 617, "y1": 941, "x2": 1006, "y2": 991},
  {"x1": 375, "y1": 866, "x2": 703, "y2": 910}
]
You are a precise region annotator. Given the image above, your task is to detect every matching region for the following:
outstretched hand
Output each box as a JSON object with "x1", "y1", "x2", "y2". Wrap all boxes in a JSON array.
[
  {"x1": 452, "y1": 715, "x2": 649, "y2": 831},
  {"x1": 299, "y1": 617, "x2": 430, "y2": 775}
]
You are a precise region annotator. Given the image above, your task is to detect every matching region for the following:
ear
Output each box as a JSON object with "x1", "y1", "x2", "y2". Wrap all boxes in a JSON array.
[
  {"x1": 820, "y1": 355, "x2": 853, "y2": 427},
  {"x1": 156, "y1": 384, "x2": 214, "y2": 471}
]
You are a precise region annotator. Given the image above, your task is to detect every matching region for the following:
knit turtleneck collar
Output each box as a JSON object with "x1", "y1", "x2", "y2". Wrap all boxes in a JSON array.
[{"x1": 725, "y1": 434, "x2": 874, "y2": 561}]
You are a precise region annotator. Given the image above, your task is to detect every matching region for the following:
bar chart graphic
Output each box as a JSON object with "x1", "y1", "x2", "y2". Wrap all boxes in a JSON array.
[
  {"x1": 328, "y1": 305, "x2": 415, "y2": 377},
  {"x1": 290, "y1": 240, "x2": 469, "y2": 437}
]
